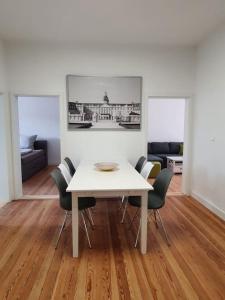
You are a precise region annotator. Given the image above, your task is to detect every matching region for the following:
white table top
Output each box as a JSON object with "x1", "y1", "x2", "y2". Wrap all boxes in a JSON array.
[{"x1": 67, "y1": 160, "x2": 153, "y2": 193}]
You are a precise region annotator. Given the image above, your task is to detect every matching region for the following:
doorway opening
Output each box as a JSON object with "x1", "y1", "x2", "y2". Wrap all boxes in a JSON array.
[
  {"x1": 147, "y1": 97, "x2": 187, "y2": 195},
  {"x1": 16, "y1": 95, "x2": 60, "y2": 198}
]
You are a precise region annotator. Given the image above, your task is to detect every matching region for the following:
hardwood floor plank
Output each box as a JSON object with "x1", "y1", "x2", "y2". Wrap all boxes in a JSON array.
[
  {"x1": 23, "y1": 166, "x2": 58, "y2": 196},
  {"x1": 0, "y1": 196, "x2": 224, "y2": 299},
  {"x1": 108, "y1": 201, "x2": 148, "y2": 300},
  {"x1": 170, "y1": 197, "x2": 225, "y2": 259},
  {"x1": 0, "y1": 201, "x2": 58, "y2": 299},
  {"x1": 107, "y1": 201, "x2": 132, "y2": 300},
  {"x1": 163, "y1": 199, "x2": 225, "y2": 299}
]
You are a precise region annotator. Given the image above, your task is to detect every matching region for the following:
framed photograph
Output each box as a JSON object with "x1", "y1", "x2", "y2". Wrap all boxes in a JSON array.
[{"x1": 66, "y1": 75, "x2": 142, "y2": 130}]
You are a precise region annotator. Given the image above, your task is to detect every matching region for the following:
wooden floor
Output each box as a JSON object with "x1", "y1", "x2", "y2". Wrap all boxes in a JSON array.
[
  {"x1": 23, "y1": 167, "x2": 182, "y2": 196},
  {"x1": 0, "y1": 196, "x2": 224, "y2": 299},
  {"x1": 167, "y1": 174, "x2": 182, "y2": 193},
  {"x1": 23, "y1": 166, "x2": 58, "y2": 196}
]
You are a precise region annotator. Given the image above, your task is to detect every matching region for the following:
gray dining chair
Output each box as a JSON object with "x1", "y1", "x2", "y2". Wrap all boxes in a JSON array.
[
  {"x1": 121, "y1": 161, "x2": 153, "y2": 223},
  {"x1": 120, "y1": 156, "x2": 147, "y2": 212},
  {"x1": 64, "y1": 157, "x2": 76, "y2": 176},
  {"x1": 127, "y1": 168, "x2": 173, "y2": 247},
  {"x1": 135, "y1": 156, "x2": 147, "y2": 173},
  {"x1": 50, "y1": 168, "x2": 96, "y2": 249},
  {"x1": 58, "y1": 162, "x2": 72, "y2": 184}
]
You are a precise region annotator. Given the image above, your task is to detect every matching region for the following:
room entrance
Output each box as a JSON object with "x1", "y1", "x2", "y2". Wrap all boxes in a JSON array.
[
  {"x1": 147, "y1": 97, "x2": 188, "y2": 195},
  {"x1": 13, "y1": 95, "x2": 61, "y2": 199}
]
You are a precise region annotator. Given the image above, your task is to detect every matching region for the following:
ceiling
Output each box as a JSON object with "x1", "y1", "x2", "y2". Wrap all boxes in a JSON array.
[{"x1": 0, "y1": 0, "x2": 225, "y2": 46}]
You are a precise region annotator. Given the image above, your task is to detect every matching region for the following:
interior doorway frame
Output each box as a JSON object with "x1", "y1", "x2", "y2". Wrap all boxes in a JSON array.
[
  {"x1": 147, "y1": 96, "x2": 192, "y2": 195},
  {"x1": 10, "y1": 92, "x2": 64, "y2": 200}
]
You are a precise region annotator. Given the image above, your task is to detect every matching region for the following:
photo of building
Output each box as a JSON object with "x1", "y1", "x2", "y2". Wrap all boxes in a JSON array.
[{"x1": 67, "y1": 76, "x2": 142, "y2": 130}]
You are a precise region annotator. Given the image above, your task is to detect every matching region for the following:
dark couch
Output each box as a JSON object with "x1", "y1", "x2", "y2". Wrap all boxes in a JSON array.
[
  {"x1": 21, "y1": 140, "x2": 48, "y2": 182},
  {"x1": 147, "y1": 142, "x2": 183, "y2": 169}
]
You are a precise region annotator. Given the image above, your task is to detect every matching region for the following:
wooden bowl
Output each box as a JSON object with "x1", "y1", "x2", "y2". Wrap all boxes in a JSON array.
[{"x1": 94, "y1": 162, "x2": 118, "y2": 171}]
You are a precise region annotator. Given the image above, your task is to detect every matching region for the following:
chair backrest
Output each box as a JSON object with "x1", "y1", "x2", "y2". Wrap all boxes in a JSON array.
[
  {"x1": 50, "y1": 168, "x2": 72, "y2": 211},
  {"x1": 58, "y1": 163, "x2": 72, "y2": 184},
  {"x1": 153, "y1": 168, "x2": 173, "y2": 202},
  {"x1": 140, "y1": 161, "x2": 154, "y2": 180},
  {"x1": 135, "y1": 156, "x2": 146, "y2": 173},
  {"x1": 64, "y1": 157, "x2": 76, "y2": 176}
]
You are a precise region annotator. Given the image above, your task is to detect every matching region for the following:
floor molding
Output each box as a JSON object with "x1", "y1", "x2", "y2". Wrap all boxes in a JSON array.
[
  {"x1": 0, "y1": 201, "x2": 9, "y2": 208},
  {"x1": 167, "y1": 192, "x2": 184, "y2": 196},
  {"x1": 191, "y1": 191, "x2": 225, "y2": 221},
  {"x1": 19, "y1": 195, "x2": 59, "y2": 200}
]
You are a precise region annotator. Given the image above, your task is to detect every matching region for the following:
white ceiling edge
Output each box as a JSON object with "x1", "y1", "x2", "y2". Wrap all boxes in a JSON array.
[{"x1": 0, "y1": 20, "x2": 224, "y2": 53}]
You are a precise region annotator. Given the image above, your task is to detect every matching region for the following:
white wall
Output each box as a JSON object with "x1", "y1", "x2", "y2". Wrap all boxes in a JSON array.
[
  {"x1": 18, "y1": 96, "x2": 60, "y2": 165},
  {"x1": 0, "y1": 95, "x2": 10, "y2": 204},
  {"x1": 5, "y1": 43, "x2": 195, "y2": 171},
  {"x1": 192, "y1": 25, "x2": 225, "y2": 219},
  {"x1": 1, "y1": 36, "x2": 224, "y2": 221},
  {"x1": 148, "y1": 98, "x2": 185, "y2": 142},
  {"x1": 0, "y1": 41, "x2": 12, "y2": 204},
  {"x1": 0, "y1": 41, "x2": 6, "y2": 91}
]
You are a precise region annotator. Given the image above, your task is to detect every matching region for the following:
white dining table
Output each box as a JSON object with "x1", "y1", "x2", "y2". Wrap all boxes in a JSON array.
[{"x1": 67, "y1": 160, "x2": 153, "y2": 257}]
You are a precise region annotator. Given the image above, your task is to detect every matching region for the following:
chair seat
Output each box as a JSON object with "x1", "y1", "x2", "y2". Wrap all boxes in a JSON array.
[
  {"x1": 64, "y1": 194, "x2": 96, "y2": 211},
  {"x1": 128, "y1": 191, "x2": 164, "y2": 210},
  {"x1": 78, "y1": 197, "x2": 96, "y2": 210}
]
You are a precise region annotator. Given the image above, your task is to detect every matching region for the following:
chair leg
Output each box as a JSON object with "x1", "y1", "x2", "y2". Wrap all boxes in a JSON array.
[
  {"x1": 148, "y1": 210, "x2": 153, "y2": 223},
  {"x1": 128, "y1": 208, "x2": 140, "y2": 230},
  {"x1": 134, "y1": 218, "x2": 141, "y2": 248},
  {"x1": 81, "y1": 211, "x2": 92, "y2": 248},
  {"x1": 84, "y1": 209, "x2": 94, "y2": 230},
  {"x1": 87, "y1": 208, "x2": 94, "y2": 226},
  {"x1": 153, "y1": 210, "x2": 158, "y2": 228},
  {"x1": 156, "y1": 210, "x2": 170, "y2": 246},
  {"x1": 55, "y1": 211, "x2": 68, "y2": 249},
  {"x1": 118, "y1": 196, "x2": 125, "y2": 210},
  {"x1": 121, "y1": 198, "x2": 128, "y2": 223},
  {"x1": 90, "y1": 207, "x2": 95, "y2": 214},
  {"x1": 134, "y1": 210, "x2": 153, "y2": 248}
]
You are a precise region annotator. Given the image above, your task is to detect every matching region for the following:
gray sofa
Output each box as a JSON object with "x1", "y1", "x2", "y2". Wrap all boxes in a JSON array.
[
  {"x1": 147, "y1": 142, "x2": 183, "y2": 169},
  {"x1": 21, "y1": 140, "x2": 48, "y2": 182}
]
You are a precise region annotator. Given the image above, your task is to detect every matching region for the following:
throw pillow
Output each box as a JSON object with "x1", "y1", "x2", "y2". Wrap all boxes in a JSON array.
[{"x1": 20, "y1": 134, "x2": 37, "y2": 149}]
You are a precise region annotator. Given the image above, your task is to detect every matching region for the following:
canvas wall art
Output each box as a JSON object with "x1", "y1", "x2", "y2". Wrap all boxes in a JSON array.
[{"x1": 66, "y1": 75, "x2": 142, "y2": 130}]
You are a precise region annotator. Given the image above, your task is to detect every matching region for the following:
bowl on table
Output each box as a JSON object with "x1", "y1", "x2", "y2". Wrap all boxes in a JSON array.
[{"x1": 94, "y1": 162, "x2": 118, "y2": 171}]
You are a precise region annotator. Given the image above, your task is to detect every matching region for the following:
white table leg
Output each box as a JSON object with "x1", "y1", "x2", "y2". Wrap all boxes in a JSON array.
[
  {"x1": 140, "y1": 191, "x2": 148, "y2": 254},
  {"x1": 72, "y1": 193, "x2": 79, "y2": 257}
]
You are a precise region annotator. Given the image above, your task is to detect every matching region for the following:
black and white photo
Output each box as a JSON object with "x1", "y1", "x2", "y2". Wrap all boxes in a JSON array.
[{"x1": 67, "y1": 75, "x2": 142, "y2": 130}]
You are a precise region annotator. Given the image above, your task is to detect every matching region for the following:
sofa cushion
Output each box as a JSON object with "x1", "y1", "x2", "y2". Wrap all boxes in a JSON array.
[
  {"x1": 148, "y1": 154, "x2": 163, "y2": 163},
  {"x1": 21, "y1": 150, "x2": 44, "y2": 165},
  {"x1": 150, "y1": 142, "x2": 169, "y2": 154},
  {"x1": 169, "y1": 142, "x2": 182, "y2": 154}
]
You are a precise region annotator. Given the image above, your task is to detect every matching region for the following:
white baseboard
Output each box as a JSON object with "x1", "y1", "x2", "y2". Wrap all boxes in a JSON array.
[
  {"x1": 19, "y1": 195, "x2": 59, "y2": 200},
  {"x1": 0, "y1": 201, "x2": 9, "y2": 209},
  {"x1": 191, "y1": 191, "x2": 225, "y2": 221}
]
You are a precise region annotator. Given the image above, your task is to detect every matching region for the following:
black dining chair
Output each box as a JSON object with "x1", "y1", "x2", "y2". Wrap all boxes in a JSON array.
[
  {"x1": 135, "y1": 156, "x2": 147, "y2": 173},
  {"x1": 127, "y1": 168, "x2": 173, "y2": 247},
  {"x1": 64, "y1": 157, "x2": 76, "y2": 176},
  {"x1": 50, "y1": 168, "x2": 96, "y2": 249},
  {"x1": 120, "y1": 156, "x2": 147, "y2": 222},
  {"x1": 121, "y1": 161, "x2": 153, "y2": 223}
]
